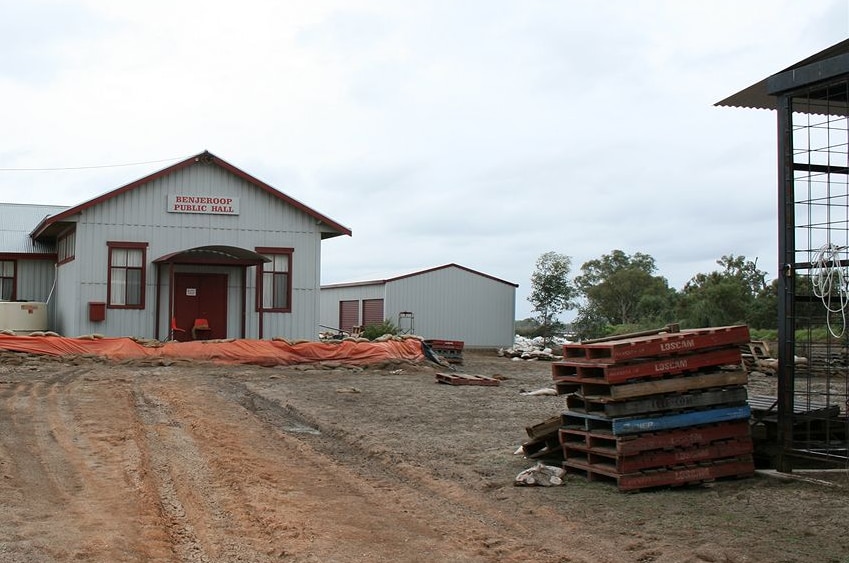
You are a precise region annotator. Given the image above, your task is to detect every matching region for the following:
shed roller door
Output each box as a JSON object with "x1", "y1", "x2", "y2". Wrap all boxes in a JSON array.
[
  {"x1": 339, "y1": 300, "x2": 359, "y2": 333},
  {"x1": 362, "y1": 299, "x2": 384, "y2": 327}
]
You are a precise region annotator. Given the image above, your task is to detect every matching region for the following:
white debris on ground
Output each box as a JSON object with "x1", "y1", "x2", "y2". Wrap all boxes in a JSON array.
[
  {"x1": 514, "y1": 462, "x2": 566, "y2": 487},
  {"x1": 498, "y1": 334, "x2": 569, "y2": 361},
  {"x1": 519, "y1": 387, "x2": 558, "y2": 396}
]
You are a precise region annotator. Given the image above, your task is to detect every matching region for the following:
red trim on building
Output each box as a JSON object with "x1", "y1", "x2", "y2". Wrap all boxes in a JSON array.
[
  {"x1": 31, "y1": 151, "x2": 352, "y2": 240},
  {"x1": 0, "y1": 253, "x2": 57, "y2": 260},
  {"x1": 255, "y1": 247, "x2": 293, "y2": 313}
]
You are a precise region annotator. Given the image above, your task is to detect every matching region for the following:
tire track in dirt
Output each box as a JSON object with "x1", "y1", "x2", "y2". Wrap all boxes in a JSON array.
[
  {"x1": 0, "y1": 370, "x2": 141, "y2": 559},
  {"x1": 0, "y1": 370, "x2": 181, "y2": 561},
  {"x1": 0, "y1": 376, "x2": 87, "y2": 561},
  {"x1": 146, "y1": 373, "x2": 502, "y2": 562},
  {"x1": 235, "y1": 379, "x2": 603, "y2": 563},
  {"x1": 133, "y1": 381, "x2": 224, "y2": 562},
  {"x1": 239, "y1": 376, "x2": 627, "y2": 563}
]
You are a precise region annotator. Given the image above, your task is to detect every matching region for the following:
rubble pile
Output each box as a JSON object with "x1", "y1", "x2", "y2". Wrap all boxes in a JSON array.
[{"x1": 498, "y1": 335, "x2": 568, "y2": 361}]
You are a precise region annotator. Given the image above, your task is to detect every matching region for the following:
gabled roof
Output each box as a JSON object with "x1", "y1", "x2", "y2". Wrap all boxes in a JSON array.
[
  {"x1": 322, "y1": 263, "x2": 519, "y2": 289},
  {"x1": 0, "y1": 202, "x2": 69, "y2": 255},
  {"x1": 716, "y1": 38, "x2": 849, "y2": 110},
  {"x1": 31, "y1": 150, "x2": 352, "y2": 240}
]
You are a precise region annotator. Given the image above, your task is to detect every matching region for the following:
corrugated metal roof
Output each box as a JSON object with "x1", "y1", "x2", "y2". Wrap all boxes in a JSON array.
[
  {"x1": 716, "y1": 38, "x2": 849, "y2": 110},
  {"x1": 0, "y1": 203, "x2": 69, "y2": 254},
  {"x1": 31, "y1": 151, "x2": 352, "y2": 240},
  {"x1": 321, "y1": 263, "x2": 518, "y2": 289}
]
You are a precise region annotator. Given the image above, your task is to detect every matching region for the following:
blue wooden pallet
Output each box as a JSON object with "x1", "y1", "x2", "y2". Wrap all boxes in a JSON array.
[{"x1": 562, "y1": 404, "x2": 751, "y2": 436}]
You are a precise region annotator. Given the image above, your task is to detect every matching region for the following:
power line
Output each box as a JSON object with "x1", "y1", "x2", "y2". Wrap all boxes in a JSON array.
[{"x1": 0, "y1": 155, "x2": 188, "y2": 172}]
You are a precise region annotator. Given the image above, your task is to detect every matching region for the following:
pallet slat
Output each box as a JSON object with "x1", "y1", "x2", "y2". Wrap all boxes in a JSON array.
[
  {"x1": 562, "y1": 325, "x2": 750, "y2": 363},
  {"x1": 559, "y1": 419, "x2": 751, "y2": 456},
  {"x1": 562, "y1": 404, "x2": 752, "y2": 436},
  {"x1": 555, "y1": 370, "x2": 748, "y2": 400},
  {"x1": 565, "y1": 386, "x2": 748, "y2": 418},
  {"x1": 563, "y1": 436, "x2": 754, "y2": 473},
  {"x1": 552, "y1": 347, "x2": 743, "y2": 384},
  {"x1": 564, "y1": 456, "x2": 755, "y2": 491}
]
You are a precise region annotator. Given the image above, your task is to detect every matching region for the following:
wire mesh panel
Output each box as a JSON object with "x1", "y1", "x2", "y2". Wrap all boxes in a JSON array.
[{"x1": 783, "y1": 78, "x2": 849, "y2": 464}]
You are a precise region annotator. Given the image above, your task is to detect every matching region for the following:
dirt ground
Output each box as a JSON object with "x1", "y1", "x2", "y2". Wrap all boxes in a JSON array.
[{"x1": 0, "y1": 348, "x2": 848, "y2": 563}]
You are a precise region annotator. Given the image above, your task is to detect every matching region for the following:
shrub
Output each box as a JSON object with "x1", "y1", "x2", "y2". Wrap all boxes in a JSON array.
[{"x1": 361, "y1": 320, "x2": 398, "y2": 340}]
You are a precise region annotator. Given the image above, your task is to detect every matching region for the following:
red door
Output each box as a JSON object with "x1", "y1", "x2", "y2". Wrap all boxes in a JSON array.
[
  {"x1": 173, "y1": 274, "x2": 228, "y2": 341},
  {"x1": 339, "y1": 300, "x2": 359, "y2": 333},
  {"x1": 362, "y1": 299, "x2": 384, "y2": 327}
]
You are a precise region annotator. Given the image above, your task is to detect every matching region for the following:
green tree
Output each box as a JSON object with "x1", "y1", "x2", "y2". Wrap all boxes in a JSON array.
[
  {"x1": 574, "y1": 250, "x2": 675, "y2": 328},
  {"x1": 514, "y1": 317, "x2": 541, "y2": 338},
  {"x1": 528, "y1": 252, "x2": 577, "y2": 343},
  {"x1": 749, "y1": 278, "x2": 778, "y2": 330},
  {"x1": 678, "y1": 254, "x2": 768, "y2": 328},
  {"x1": 570, "y1": 302, "x2": 611, "y2": 341}
]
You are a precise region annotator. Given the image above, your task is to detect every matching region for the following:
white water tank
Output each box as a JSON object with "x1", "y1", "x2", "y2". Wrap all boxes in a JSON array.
[{"x1": 0, "y1": 301, "x2": 49, "y2": 332}]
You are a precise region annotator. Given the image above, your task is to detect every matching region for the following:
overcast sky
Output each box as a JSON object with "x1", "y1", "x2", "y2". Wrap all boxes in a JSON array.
[{"x1": 2, "y1": 1, "x2": 848, "y2": 320}]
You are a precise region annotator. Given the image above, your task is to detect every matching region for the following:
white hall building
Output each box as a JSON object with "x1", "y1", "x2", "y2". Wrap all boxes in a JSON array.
[{"x1": 0, "y1": 151, "x2": 350, "y2": 340}]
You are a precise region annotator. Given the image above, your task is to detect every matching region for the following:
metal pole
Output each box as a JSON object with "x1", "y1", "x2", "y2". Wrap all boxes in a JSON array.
[{"x1": 776, "y1": 93, "x2": 796, "y2": 472}]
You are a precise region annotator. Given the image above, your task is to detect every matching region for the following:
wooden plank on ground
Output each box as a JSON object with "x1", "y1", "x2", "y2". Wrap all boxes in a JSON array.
[{"x1": 435, "y1": 372, "x2": 500, "y2": 386}]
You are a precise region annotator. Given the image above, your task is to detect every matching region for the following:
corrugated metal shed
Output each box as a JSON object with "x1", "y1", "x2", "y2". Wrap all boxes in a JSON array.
[
  {"x1": 0, "y1": 203, "x2": 69, "y2": 254},
  {"x1": 716, "y1": 38, "x2": 849, "y2": 110},
  {"x1": 320, "y1": 264, "x2": 518, "y2": 348}
]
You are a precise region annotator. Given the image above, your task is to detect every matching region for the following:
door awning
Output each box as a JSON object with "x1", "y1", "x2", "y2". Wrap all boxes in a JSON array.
[{"x1": 154, "y1": 245, "x2": 271, "y2": 266}]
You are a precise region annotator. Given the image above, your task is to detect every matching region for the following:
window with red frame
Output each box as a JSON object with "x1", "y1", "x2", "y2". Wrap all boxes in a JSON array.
[
  {"x1": 0, "y1": 260, "x2": 14, "y2": 301},
  {"x1": 58, "y1": 228, "x2": 76, "y2": 264},
  {"x1": 257, "y1": 248, "x2": 292, "y2": 311},
  {"x1": 108, "y1": 243, "x2": 147, "y2": 308}
]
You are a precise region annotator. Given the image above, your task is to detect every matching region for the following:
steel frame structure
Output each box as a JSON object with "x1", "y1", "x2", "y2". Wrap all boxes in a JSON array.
[{"x1": 774, "y1": 65, "x2": 849, "y2": 470}]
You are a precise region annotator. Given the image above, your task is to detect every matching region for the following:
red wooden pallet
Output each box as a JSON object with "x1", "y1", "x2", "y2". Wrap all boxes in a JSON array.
[
  {"x1": 559, "y1": 419, "x2": 751, "y2": 457},
  {"x1": 552, "y1": 347, "x2": 742, "y2": 384},
  {"x1": 562, "y1": 325, "x2": 750, "y2": 363},
  {"x1": 427, "y1": 339, "x2": 464, "y2": 351},
  {"x1": 562, "y1": 436, "x2": 753, "y2": 474},
  {"x1": 564, "y1": 456, "x2": 755, "y2": 492},
  {"x1": 554, "y1": 368, "x2": 748, "y2": 400},
  {"x1": 435, "y1": 372, "x2": 500, "y2": 386}
]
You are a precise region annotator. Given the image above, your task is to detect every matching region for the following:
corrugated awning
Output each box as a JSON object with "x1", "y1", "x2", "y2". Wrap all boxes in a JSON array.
[
  {"x1": 716, "y1": 37, "x2": 849, "y2": 111},
  {"x1": 154, "y1": 245, "x2": 270, "y2": 265}
]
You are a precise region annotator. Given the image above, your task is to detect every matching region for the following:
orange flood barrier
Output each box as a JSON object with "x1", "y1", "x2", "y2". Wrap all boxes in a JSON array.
[{"x1": 0, "y1": 335, "x2": 426, "y2": 367}]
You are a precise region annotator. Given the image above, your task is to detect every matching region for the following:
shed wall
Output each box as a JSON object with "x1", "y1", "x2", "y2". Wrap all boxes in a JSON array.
[
  {"x1": 320, "y1": 266, "x2": 516, "y2": 348},
  {"x1": 319, "y1": 283, "x2": 385, "y2": 331},
  {"x1": 384, "y1": 267, "x2": 514, "y2": 348}
]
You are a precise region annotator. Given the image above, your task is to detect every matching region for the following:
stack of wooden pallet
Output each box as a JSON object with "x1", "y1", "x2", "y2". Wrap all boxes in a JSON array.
[
  {"x1": 426, "y1": 339, "x2": 464, "y2": 364},
  {"x1": 553, "y1": 325, "x2": 754, "y2": 492}
]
